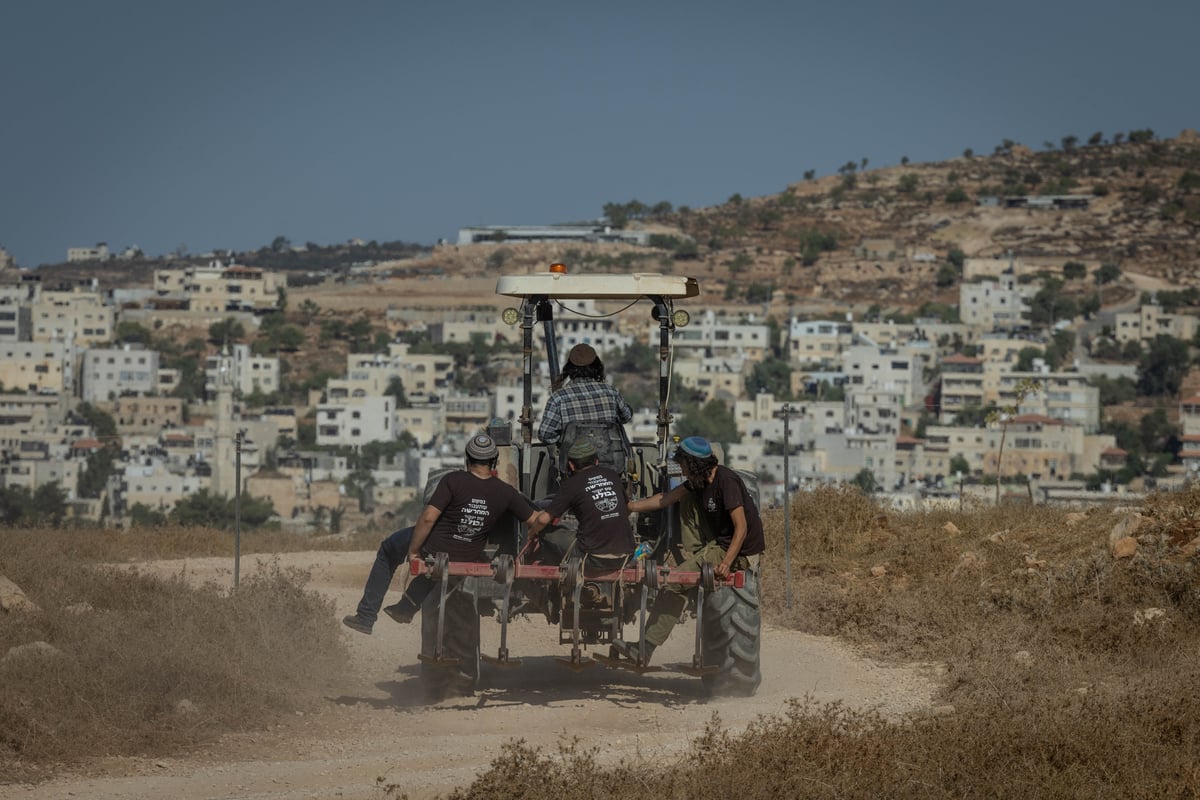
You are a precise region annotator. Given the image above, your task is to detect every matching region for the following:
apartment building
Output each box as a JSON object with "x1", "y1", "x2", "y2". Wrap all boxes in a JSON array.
[
  {"x1": 845, "y1": 387, "x2": 904, "y2": 438},
  {"x1": 81, "y1": 347, "x2": 159, "y2": 402},
  {"x1": 841, "y1": 343, "x2": 926, "y2": 406},
  {"x1": 1113, "y1": 302, "x2": 1199, "y2": 344},
  {"x1": 30, "y1": 287, "x2": 113, "y2": 346},
  {"x1": 938, "y1": 353, "x2": 986, "y2": 422},
  {"x1": 925, "y1": 416, "x2": 1115, "y2": 480},
  {"x1": 674, "y1": 310, "x2": 770, "y2": 361},
  {"x1": 0, "y1": 342, "x2": 74, "y2": 395},
  {"x1": 959, "y1": 274, "x2": 1031, "y2": 332},
  {"x1": 153, "y1": 260, "x2": 283, "y2": 313},
  {"x1": 113, "y1": 396, "x2": 185, "y2": 435},
  {"x1": 785, "y1": 318, "x2": 853, "y2": 367},
  {"x1": 316, "y1": 395, "x2": 395, "y2": 449},
  {"x1": 673, "y1": 354, "x2": 747, "y2": 404},
  {"x1": 204, "y1": 344, "x2": 280, "y2": 398},
  {"x1": 67, "y1": 243, "x2": 109, "y2": 262},
  {"x1": 325, "y1": 344, "x2": 455, "y2": 405},
  {"x1": 0, "y1": 298, "x2": 31, "y2": 341},
  {"x1": 121, "y1": 460, "x2": 204, "y2": 511},
  {"x1": 994, "y1": 368, "x2": 1101, "y2": 432}
]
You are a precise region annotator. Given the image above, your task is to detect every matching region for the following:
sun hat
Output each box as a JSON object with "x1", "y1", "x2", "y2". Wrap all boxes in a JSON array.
[
  {"x1": 465, "y1": 433, "x2": 498, "y2": 461},
  {"x1": 567, "y1": 343, "x2": 598, "y2": 366}
]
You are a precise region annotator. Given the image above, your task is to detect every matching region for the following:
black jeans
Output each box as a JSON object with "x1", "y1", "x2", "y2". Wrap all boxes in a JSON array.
[{"x1": 353, "y1": 526, "x2": 434, "y2": 624}]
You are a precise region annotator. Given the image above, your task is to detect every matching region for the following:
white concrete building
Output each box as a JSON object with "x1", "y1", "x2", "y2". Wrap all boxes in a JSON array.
[
  {"x1": 785, "y1": 318, "x2": 854, "y2": 367},
  {"x1": 67, "y1": 243, "x2": 109, "y2": 262},
  {"x1": 959, "y1": 275, "x2": 1032, "y2": 332},
  {"x1": 674, "y1": 310, "x2": 770, "y2": 360},
  {"x1": 81, "y1": 347, "x2": 158, "y2": 402},
  {"x1": 840, "y1": 343, "x2": 926, "y2": 406},
  {"x1": 316, "y1": 395, "x2": 396, "y2": 449},
  {"x1": 204, "y1": 343, "x2": 280, "y2": 398}
]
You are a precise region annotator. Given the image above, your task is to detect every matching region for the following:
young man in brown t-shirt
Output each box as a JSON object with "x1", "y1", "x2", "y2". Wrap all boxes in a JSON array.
[
  {"x1": 343, "y1": 433, "x2": 544, "y2": 635},
  {"x1": 623, "y1": 436, "x2": 764, "y2": 663},
  {"x1": 534, "y1": 437, "x2": 636, "y2": 561}
]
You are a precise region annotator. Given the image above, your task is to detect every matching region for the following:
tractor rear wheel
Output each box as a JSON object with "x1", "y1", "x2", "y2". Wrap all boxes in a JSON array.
[
  {"x1": 700, "y1": 570, "x2": 762, "y2": 696},
  {"x1": 419, "y1": 580, "x2": 481, "y2": 700}
]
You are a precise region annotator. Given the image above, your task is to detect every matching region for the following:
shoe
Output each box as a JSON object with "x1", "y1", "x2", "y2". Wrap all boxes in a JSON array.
[
  {"x1": 615, "y1": 639, "x2": 656, "y2": 664},
  {"x1": 383, "y1": 602, "x2": 416, "y2": 624},
  {"x1": 342, "y1": 614, "x2": 372, "y2": 635}
]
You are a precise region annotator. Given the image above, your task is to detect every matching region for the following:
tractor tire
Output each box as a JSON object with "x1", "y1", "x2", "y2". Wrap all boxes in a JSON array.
[
  {"x1": 700, "y1": 570, "x2": 762, "y2": 697},
  {"x1": 419, "y1": 580, "x2": 481, "y2": 701}
]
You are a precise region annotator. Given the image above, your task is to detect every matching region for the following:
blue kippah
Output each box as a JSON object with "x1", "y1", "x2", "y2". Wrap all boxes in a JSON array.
[{"x1": 679, "y1": 436, "x2": 713, "y2": 458}]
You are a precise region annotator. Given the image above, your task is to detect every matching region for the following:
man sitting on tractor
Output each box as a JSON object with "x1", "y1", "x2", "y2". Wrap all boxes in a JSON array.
[
  {"x1": 532, "y1": 437, "x2": 637, "y2": 567},
  {"x1": 537, "y1": 343, "x2": 633, "y2": 446},
  {"x1": 622, "y1": 436, "x2": 765, "y2": 663},
  {"x1": 342, "y1": 433, "x2": 545, "y2": 635}
]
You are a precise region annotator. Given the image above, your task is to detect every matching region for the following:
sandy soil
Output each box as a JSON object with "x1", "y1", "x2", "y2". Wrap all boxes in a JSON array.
[{"x1": 11, "y1": 552, "x2": 942, "y2": 800}]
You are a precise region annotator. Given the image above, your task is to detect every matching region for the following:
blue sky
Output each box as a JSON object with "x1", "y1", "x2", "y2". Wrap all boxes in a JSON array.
[{"x1": 1, "y1": 0, "x2": 1196, "y2": 267}]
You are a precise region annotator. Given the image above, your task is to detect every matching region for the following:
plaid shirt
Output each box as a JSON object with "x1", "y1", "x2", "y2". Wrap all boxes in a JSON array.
[{"x1": 537, "y1": 378, "x2": 633, "y2": 443}]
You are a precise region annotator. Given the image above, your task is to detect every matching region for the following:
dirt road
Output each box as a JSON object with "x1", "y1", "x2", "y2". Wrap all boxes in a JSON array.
[{"x1": 12, "y1": 552, "x2": 941, "y2": 800}]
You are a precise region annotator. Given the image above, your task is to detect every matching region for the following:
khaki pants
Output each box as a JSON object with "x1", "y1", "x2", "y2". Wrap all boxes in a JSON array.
[
  {"x1": 643, "y1": 541, "x2": 752, "y2": 647},
  {"x1": 678, "y1": 491, "x2": 716, "y2": 554}
]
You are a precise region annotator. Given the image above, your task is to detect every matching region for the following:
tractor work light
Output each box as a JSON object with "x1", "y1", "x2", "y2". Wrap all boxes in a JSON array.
[
  {"x1": 672, "y1": 309, "x2": 690, "y2": 328},
  {"x1": 501, "y1": 307, "x2": 520, "y2": 326}
]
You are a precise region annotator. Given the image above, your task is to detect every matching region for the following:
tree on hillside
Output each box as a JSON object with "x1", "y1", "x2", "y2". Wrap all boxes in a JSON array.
[
  {"x1": 1062, "y1": 261, "x2": 1088, "y2": 280},
  {"x1": 170, "y1": 489, "x2": 275, "y2": 530},
  {"x1": 851, "y1": 468, "x2": 878, "y2": 494},
  {"x1": 208, "y1": 318, "x2": 245, "y2": 345},
  {"x1": 674, "y1": 398, "x2": 738, "y2": 446},
  {"x1": 1137, "y1": 335, "x2": 1190, "y2": 397},
  {"x1": 746, "y1": 358, "x2": 792, "y2": 399}
]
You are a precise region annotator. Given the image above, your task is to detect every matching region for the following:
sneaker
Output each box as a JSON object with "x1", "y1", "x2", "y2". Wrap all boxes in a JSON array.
[
  {"x1": 383, "y1": 602, "x2": 416, "y2": 624},
  {"x1": 342, "y1": 614, "x2": 372, "y2": 635}
]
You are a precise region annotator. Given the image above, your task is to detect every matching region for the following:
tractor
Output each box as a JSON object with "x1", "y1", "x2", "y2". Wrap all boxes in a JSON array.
[{"x1": 410, "y1": 265, "x2": 762, "y2": 699}]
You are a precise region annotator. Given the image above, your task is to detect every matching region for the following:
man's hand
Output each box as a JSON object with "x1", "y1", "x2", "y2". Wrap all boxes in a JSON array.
[{"x1": 714, "y1": 560, "x2": 732, "y2": 580}]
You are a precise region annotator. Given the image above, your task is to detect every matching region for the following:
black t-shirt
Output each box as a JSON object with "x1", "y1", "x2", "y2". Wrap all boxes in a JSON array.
[
  {"x1": 700, "y1": 465, "x2": 765, "y2": 557},
  {"x1": 422, "y1": 471, "x2": 537, "y2": 562},
  {"x1": 546, "y1": 465, "x2": 635, "y2": 556}
]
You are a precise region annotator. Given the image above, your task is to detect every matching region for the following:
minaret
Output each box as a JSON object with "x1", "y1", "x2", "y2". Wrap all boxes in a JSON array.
[{"x1": 212, "y1": 344, "x2": 237, "y2": 498}]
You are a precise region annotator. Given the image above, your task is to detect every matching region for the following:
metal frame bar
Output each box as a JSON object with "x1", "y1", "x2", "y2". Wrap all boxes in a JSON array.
[{"x1": 409, "y1": 558, "x2": 746, "y2": 589}]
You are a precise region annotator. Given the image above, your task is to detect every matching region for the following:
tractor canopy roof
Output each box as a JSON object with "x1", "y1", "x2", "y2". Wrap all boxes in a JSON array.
[{"x1": 496, "y1": 271, "x2": 698, "y2": 301}]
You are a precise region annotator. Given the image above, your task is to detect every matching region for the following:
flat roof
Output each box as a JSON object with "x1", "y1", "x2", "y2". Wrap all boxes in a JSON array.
[{"x1": 496, "y1": 272, "x2": 699, "y2": 300}]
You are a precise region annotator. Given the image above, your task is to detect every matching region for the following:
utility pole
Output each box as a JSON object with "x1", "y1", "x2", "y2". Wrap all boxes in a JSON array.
[
  {"x1": 774, "y1": 403, "x2": 797, "y2": 609},
  {"x1": 234, "y1": 429, "x2": 244, "y2": 590}
]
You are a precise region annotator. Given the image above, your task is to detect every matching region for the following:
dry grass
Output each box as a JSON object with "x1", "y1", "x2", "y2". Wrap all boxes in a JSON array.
[
  {"x1": 438, "y1": 487, "x2": 1200, "y2": 799},
  {"x1": 0, "y1": 527, "x2": 355, "y2": 783},
  {"x1": 0, "y1": 523, "x2": 380, "y2": 564}
]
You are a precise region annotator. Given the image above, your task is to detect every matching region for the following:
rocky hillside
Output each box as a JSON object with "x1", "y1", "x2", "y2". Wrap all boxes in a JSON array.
[
  {"x1": 20, "y1": 129, "x2": 1200, "y2": 320},
  {"x1": 421, "y1": 129, "x2": 1200, "y2": 315}
]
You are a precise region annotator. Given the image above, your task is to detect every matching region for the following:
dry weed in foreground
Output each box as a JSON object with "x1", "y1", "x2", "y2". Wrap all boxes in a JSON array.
[
  {"x1": 0, "y1": 534, "x2": 352, "y2": 783},
  {"x1": 442, "y1": 696, "x2": 1200, "y2": 800},
  {"x1": 442, "y1": 486, "x2": 1200, "y2": 799}
]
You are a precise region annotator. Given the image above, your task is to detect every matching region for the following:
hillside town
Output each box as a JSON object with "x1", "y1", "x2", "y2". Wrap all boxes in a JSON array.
[{"x1": 1, "y1": 230, "x2": 1196, "y2": 533}]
